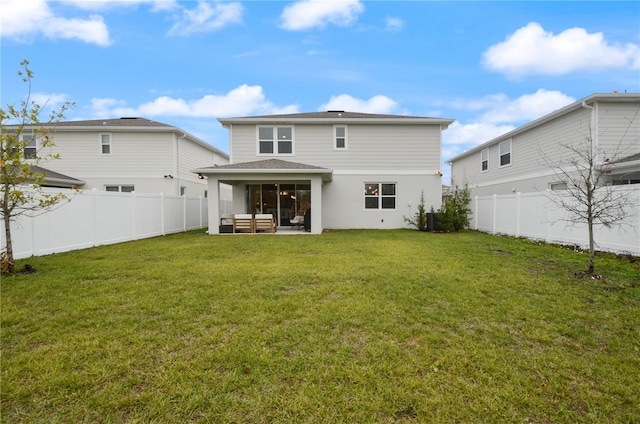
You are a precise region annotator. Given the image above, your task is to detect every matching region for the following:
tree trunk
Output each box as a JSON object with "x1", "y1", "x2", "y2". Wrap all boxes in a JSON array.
[
  {"x1": 587, "y1": 217, "x2": 595, "y2": 274},
  {"x1": 3, "y1": 211, "x2": 14, "y2": 274}
]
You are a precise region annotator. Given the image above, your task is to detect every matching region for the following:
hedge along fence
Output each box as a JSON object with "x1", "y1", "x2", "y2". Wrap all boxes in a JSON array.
[
  {"x1": 470, "y1": 185, "x2": 640, "y2": 256},
  {"x1": 1, "y1": 188, "x2": 213, "y2": 260}
]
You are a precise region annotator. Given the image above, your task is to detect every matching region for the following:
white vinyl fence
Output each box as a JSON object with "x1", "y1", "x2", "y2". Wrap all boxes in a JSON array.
[
  {"x1": 470, "y1": 186, "x2": 640, "y2": 256},
  {"x1": 1, "y1": 188, "x2": 216, "y2": 260}
]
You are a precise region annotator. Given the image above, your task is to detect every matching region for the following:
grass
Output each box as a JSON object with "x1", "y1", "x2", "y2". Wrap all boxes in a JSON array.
[{"x1": 1, "y1": 229, "x2": 639, "y2": 423}]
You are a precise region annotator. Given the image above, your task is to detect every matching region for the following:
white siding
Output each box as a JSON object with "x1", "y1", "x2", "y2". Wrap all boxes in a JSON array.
[
  {"x1": 38, "y1": 129, "x2": 227, "y2": 196},
  {"x1": 323, "y1": 173, "x2": 442, "y2": 229},
  {"x1": 596, "y1": 101, "x2": 640, "y2": 159},
  {"x1": 452, "y1": 99, "x2": 640, "y2": 196},
  {"x1": 231, "y1": 123, "x2": 443, "y2": 171}
]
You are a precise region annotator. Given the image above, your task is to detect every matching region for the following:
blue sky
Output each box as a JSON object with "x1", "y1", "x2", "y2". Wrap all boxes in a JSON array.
[{"x1": 1, "y1": 0, "x2": 639, "y2": 183}]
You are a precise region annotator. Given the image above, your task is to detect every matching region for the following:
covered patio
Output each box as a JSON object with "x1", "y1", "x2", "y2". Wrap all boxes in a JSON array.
[{"x1": 193, "y1": 159, "x2": 333, "y2": 235}]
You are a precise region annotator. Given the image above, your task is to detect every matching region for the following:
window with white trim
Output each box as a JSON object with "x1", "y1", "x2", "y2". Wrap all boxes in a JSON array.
[
  {"x1": 334, "y1": 125, "x2": 347, "y2": 149},
  {"x1": 481, "y1": 148, "x2": 488, "y2": 172},
  {"x1": 22, "y1": 134, "x2": 37, "y2": 159},
  {"x1": 499, "y1": 140, "x2": 511, "y2": 166},
  {"x1": 364, "y1": 183, "x2": 396, "y2": 209},
  {"x1": 100, "y1": 133, "x2": 111, "y2": 155},
  {"x1": 258, "y1": 126, "x2": 293, "y2": 155},
  {"x1": 105, "y1": 185, "x2": 134, "y2": 192}
]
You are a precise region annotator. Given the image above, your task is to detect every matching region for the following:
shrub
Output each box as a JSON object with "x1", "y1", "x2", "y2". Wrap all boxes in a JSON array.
[
  {"x1": 436, "y1": 185, "x2": 471, "y2": 232},
  {"x1": 404, "y1": 190, "x2": 428, "y2": 231}
]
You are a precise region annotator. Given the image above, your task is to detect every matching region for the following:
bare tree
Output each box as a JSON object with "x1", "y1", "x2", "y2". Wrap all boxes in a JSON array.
[
  {"x1": 543, "y1": 120, "x2": 639, "y2": 275},
  {"x1": 1, "y1": 60, "x2": 74, "y2": 273}
]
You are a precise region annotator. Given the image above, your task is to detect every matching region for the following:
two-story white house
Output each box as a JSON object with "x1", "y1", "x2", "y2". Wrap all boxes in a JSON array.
[
  {"x1": 194, "y1": 111, "x2": 454, "y2": 234},
  {"x1": 14, "y1": 117, "x2": 229, "y2": 197},
  {"x1": 447, "y1": 93, "x2": 640, "y2": 196}
]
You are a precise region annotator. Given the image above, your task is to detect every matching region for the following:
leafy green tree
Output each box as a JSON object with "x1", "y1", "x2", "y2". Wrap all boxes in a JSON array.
[
  {"x1": 1, "y1": 60, "x2": 73, "y2": 273},
  {"x1": 404, "y1": 190, "x2": 428, "y2": 231},
  {"x1": 436, "y1": 184, "x2": 471, "y2": 232}
]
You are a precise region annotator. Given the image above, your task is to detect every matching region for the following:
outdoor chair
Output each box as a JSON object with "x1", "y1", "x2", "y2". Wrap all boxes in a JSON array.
[
  {"x1": 290, "y1": 215, "x2": 304, "y2": 230},
  {"x1": 254, "y1": 214, "x2": 276, "y2": 233},
  {"x1": 233, "y1": 214, "x2": 254, "y2": 233}
]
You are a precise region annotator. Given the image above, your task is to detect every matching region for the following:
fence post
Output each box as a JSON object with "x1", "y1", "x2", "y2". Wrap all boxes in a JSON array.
[
  {"x1": 160, "y1": 193, "x2": 166, "y2": 236},
  {"x1": 132, "y1": 191, "x2": 138, "y2": 240},
  {"x1": 30, "y1": 207, "x2": 37, "y2": 257},
  {"x1": 92, "y1": 189, "x2": 98, "y2": 247},
  {"x1": 199, "y1": 196, "x2": 203, "y2": 229},
  {"x1": 516, "y1": 192, "x2": 521, "y2": 237},
  {"x1": 183, "y1": 194, "x2": 187, "y2": 232},
  {"x1": 492, "y1": 194, "x2": 497, "y2": 234},
  {"x1": 474, "y1": 195, "x2": 479, "y2": 230}
]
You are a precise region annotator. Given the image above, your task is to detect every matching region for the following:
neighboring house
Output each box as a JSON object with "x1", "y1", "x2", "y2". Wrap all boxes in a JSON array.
[
  {"x1": 11, "y1": 118, "x2": 229, "y2": 197},
  {"x1": 193, "y1": 111, "x2": 454, "y2": 234},
  {"x1": 447, "y1": 93, "x2": 640, "y2": 196}
]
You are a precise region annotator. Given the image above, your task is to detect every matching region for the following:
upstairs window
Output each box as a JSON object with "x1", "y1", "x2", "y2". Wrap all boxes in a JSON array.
[
  {"x1": 258, "y1": 126, "x2": 293, "y2": 155},
  {"x1": 499, "y1": 140, "x2": 511, "y2": 167},
  {"x1": 22, "y1": 134, "x2": 37, "y2": 159},
  {"x1": 364, "y1": 183, "x2": 396, "y2": 210},
  {"x1": 334, "y1": 125, "x2": 347, "y2": 149},
  {"x1": 481, "y1": 148, "x2": 488, "y2": 172},
  {"x1": 100, "y1": 133, "x2": 111, "y2": 155}
]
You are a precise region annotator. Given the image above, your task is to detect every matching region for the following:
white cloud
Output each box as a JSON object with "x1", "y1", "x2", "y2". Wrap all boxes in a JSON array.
[
  {"x1": 168, "y1": 1, "x2": 243, "y2": 36},
  {"x1": 442, "y1": 89, "x2": 576, "y2": 162},
  {"x1": 89, "y1": 85, "x2": 299, "y2": 118},
  {"x1": 478, "y1": 89, "x2": 575, "y2": 124},
  {"x1": 62, "y1": 0, "x2": 180, "y2": 12},
  {"x1": 31, "y1": 92, "x2": 72, "y2": 110},
  {"x1": 483, "y1": 22, "x2": 640, "y2": 77},
  {"x1": 385, "y1": 17, "x2": 404, "y2": 32},
  {"x1": 0, "y1": 0, "x2": 112, "y2": 46},
  {"x1": 320, "y1": 94, "x2": 398, "y2": 114},
  {"x1": 280, "y1": 0, "x2": 364, "y2": 31},
  {"x1": 443, "y1": 121, "x2": 515, "y2": 148}
]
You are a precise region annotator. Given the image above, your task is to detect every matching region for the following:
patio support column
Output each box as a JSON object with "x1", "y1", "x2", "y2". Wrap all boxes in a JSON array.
[
  {"x1": 310, "y1": 176, "x2": 323, "y2": 234},
  {"x1": 207, "y1": 176, "x2": 220, "y2": 235}
]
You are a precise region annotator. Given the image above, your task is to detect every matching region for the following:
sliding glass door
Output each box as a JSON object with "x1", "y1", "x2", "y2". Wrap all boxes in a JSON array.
[{"x1": 247, "y1": 183, "x2": 311, "y2": 226}]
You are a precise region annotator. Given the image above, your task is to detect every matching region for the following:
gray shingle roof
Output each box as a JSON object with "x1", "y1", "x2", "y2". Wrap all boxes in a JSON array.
[
  {"x1": 228, "y1": 111, "x2": 434, "y2": 120},
  {"x1": 30, "y1": 165, "x2": 85, "y2": 187},
  {"x1": 615, "y1": 152, "x2": 640, "y2": 163},
  {"x1": 218, "y1": 111, "x2": 454, "y2": 126},
  {"x1": 53, "y1": 118, "x2": 171, "y2": 128},
  {"x1": 199, "y1": 159, "x2": 328, "y2": 171}
]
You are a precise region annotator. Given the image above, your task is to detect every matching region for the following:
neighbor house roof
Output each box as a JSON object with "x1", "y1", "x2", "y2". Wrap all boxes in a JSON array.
[
  {"x1": 219, "y1": 111, "x2": 454, "y2": 127},
  {"x1": 53, "y1": 117, "x2": 172, "y2": 128},
  {"x1": 193, "y1": 159, "x2": 333, "y2": 182},
  {"x1": 446, "y1": 92, "x2": 640, "y2": 164},
  {"x1": 31, "y1": 165, "x2": 85, "y2": 188}
]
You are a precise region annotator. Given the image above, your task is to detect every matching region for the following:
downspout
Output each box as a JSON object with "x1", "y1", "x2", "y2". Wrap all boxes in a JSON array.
[{"x1": 582, "y1": 100, "x2": 597, "y2": 159}]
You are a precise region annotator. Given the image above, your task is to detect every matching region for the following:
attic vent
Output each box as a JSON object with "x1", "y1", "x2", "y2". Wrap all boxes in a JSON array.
[
  {"x1": 120, "y1": 117, "x2": 140, "y2": 120},
  {"x1": 328, "y1": 110, "x2": 344, "y2": 113}
]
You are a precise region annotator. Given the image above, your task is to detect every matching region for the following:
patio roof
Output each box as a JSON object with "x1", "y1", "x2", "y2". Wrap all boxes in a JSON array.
[{"x1": 193, "y1": 159, "x2": 333, "y2": 182}]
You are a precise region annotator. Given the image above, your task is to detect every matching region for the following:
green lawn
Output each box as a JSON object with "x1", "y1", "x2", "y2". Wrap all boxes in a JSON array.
[{"x1": 2, "y1": 230, "x2": 639, "y2": 423}]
